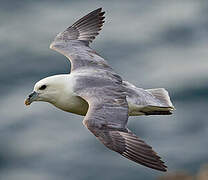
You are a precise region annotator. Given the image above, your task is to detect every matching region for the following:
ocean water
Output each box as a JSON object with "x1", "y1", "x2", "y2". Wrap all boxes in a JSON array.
[{"x1": 1, "y1": 0, "x2": 208, "y2": 179}]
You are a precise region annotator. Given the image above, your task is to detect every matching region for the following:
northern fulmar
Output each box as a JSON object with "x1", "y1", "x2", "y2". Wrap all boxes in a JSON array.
[{"x1": 25, "y1": 8, "x2": 174, "y2": 172}]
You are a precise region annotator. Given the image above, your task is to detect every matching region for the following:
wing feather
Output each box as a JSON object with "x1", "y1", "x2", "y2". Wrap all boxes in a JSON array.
[
  {"x1": 75, "y1": 75, "x2": 167, "y2": 172},
  {"x1": 64, "y1": 8, "x2": 104, "y2": 42},
  {"x1": 86, "y1": 127, "x2": 167, "y2": 172},
  {"x1": 50, "y1": 8, "x2": 110, "y2": 72},
  {"x1": 117, "y1": 131, "x2": 167, "y2": 171}
]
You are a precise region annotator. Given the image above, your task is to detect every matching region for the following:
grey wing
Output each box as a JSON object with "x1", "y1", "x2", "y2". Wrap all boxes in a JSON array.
[
  {"x1": 50, "y1": 8, "x2": 111, "y2": 71},
  {"x1": 75, "y1": 77, "x2": 167, "y2": 172},
  {"x1": 91, "y1": 129, "x2": 167, "y2": 172}
]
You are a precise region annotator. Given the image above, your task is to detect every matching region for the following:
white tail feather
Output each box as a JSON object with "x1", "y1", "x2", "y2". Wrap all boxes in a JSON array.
[{"x1": 146, "y1": 88, "x2": 174, "y2": 108}]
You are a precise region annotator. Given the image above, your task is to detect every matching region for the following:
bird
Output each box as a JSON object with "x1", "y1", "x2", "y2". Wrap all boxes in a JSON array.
[{"x1": 25, "y1": 8, "x2": 174, "y2": 172}]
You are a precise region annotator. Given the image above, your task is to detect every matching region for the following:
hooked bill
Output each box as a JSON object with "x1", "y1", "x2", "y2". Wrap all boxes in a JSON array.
[{"x1": 24, "y1": 98, "x2": 31, "y2": 106}]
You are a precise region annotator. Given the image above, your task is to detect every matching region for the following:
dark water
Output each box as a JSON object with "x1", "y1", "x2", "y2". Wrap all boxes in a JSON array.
[{"x1": 1, "y1": 0, "x2": 208, "y2": 179}]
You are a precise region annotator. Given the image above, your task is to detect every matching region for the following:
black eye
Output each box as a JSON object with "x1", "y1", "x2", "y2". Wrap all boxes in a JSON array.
[{"x1": 39, "y1": 85, "x2": 47, "y2": 90}]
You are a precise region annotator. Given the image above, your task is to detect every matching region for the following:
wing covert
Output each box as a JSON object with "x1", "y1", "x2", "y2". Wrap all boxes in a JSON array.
[{"x1": 75, "y1": 73, "x2": 129, "y2": 130}]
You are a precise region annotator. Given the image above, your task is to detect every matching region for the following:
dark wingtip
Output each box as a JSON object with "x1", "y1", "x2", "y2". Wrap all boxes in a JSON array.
[
  {"x1": 118, "y1": 131, "x2": 168, "y2": 172},
  {"x1": 67, "y1": 8, "x2": 105, "y2": 43},
  {"x1": 54, "y1": 8, "x2": 106, "y2": 44}
]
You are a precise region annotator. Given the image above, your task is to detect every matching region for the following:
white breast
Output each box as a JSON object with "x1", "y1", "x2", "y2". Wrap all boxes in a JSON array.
[{"x1": 50, "y1": 73, "x2": 89, "y2": 116}]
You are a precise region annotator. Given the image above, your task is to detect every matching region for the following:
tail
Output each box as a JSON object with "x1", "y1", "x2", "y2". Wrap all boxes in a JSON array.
[
  {"x1": 146, "y1": 88, "x2": 174, "y2": 108},
  {"x1": 142, "y1": 88, "x2": 174, "y2": 116}
]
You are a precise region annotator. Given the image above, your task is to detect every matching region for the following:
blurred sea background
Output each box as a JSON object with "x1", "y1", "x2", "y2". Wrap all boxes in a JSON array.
[{"x1": 1, "y1": 0, "x2": 208, "y2": 179}]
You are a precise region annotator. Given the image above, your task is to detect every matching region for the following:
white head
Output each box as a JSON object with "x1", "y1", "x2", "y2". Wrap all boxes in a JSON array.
[{"x1": 25, "y1": 75, "x2": 69, "y2": 106}]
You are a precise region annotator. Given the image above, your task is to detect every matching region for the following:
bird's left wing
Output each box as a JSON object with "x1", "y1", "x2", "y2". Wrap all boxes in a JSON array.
[
  {"x1": 50, "y1": 8, "x2": 111, "y2": 72},
  {"x1": 74, "y1": 74, "x2": 167, "y2": 172}
]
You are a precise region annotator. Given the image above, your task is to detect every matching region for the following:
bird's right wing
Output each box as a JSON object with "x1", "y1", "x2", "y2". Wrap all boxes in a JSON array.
[{"x1": 50, "y1": 8, "x2": 112, "y2": 72}]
